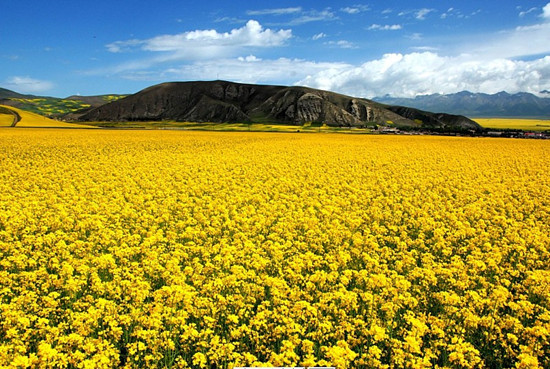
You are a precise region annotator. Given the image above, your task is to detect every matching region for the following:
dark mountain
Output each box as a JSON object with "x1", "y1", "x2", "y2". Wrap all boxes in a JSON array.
[
  {"x1": 373, "y1": 91, "x2": 550, "y2": 117},
  {"x1": 79, "y1": 80, "x2": 480, "y2": 130},
  {"x1": 0, "y1": 87, "x2": 34, "y2": 100}
]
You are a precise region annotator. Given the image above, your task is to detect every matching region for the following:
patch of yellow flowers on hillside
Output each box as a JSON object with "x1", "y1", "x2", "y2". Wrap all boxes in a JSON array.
[{"x1": 1, "y1": 129, "x2": 549, "y2": 368}]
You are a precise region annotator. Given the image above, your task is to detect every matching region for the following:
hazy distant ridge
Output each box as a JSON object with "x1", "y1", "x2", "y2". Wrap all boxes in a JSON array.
[{"x1": 373, "y1": 91, "x2": 550, "y2": 117}]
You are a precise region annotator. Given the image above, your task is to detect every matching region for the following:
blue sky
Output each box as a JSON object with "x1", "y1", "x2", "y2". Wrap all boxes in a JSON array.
[{"x1": 1, "y1": 1, "x2": 550, "y2": 98}]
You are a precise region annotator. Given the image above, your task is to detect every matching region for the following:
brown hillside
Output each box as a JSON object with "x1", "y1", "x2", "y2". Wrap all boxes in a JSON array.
[{"x1": 79, "y1": 80, "x2": 481, "y2": 129}]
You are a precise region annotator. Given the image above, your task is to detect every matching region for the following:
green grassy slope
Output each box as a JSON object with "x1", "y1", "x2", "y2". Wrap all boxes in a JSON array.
[{"x1": 2, "y1": 95, "x2": 127, "y2": 118}]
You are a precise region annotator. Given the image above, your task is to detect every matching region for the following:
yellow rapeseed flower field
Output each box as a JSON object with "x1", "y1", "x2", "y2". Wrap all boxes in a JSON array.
[
  {"x1": 0, "y1": 105, "x2": 96, "y2": 128},
  {"x1": 474, "y1": 118, "x2": 550, "y2": 132},
  {"x1": 1, "y1": 129, "x2": 549, "y2": 369},
  {"x1": 0, "y1": 114, "x2": 14, "y2": 127}
]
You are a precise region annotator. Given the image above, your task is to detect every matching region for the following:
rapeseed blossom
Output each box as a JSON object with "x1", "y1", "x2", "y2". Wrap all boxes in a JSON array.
[{"x1": 0, "y1": 129, "x2": 549, "y2": 368}]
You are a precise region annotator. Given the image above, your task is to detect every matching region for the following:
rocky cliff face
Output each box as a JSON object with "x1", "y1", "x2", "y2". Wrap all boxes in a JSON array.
[{"x1": 79, "y1": 80, "x2": 481, "y2": 130}]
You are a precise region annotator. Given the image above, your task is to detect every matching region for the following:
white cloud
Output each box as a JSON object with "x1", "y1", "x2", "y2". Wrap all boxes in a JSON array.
[
  {"x1": 408, "y1": 33, "x2": 423, "y2": 40},
  {"x1": 246, "y1": 7, "x2": 302, "y2": 16},
  {"x1": 297, "y1": 52, "x2": 550, "y2": 98},
  {"x1": 325, "y1": 40, "x2": 357, "y2": 49},
  {"x1": 471, "y1": 9, "x2": 482, "y2": 17},
  {"x1": 368, "y1": 24, "x2": 402, "y2": 31},
  {"x1": 140, "y1": 57, "x2": 351, "y2": 85},
  {"x1": 411, "y1": 46, "x2": 439, "y2": 52},
  {"x1": 97, "y1": 6, "x2": 550, "y2": 100},
  {"x1": 341, "y1": 7, "x2": 359, "y2": 14},
  {"x1": 312, "y1": 32, "x2": 327, "y2": 40},
  {"x1": 94, "y1": 21, "x2": 293, "y2": 76},
  {"x1": 3, "y1": 76, "x2": 54, "y2": 94},
  {"x1": 341, "y1": 5, "x2": 370, "y2": 14},
  {"x1": 213, "y1": 16, "x2": 247, "y2": 24},
  {"x1": 244, "y1": 8, "x2": 337, "y2": 26},
  {"x1": 519, "y1": 7, "x2": 538, "y2": 17},
  {"x1": 415, "y1": 8, "x2": 435, "y2": 20},
  {"x1": 107, "y1": 39, "x2": 142, "y2": 53},
  {"x1": 441, "y1": 8, "x2": 465, "y2": 19},
  {"x1": 466, "y1": 22, "x2": 550, "y2": 59},
  {"x1": 107, "y1": 20, "x2": 291, "y2": 56},
  {"x1": 115, "y1": 52, "x2": 550, "y2": 98},
  {"x1": 95, "y1": 50, "x2": 550, "y2": 100},
  {"x1": 543, "y1": 3, "x2": 550, "y2": 19},
  {"x1": 238, "y1": 55, "x2": 261, "y2": 62},
  {"x1": 296, "y1": 12, "x2": 550, "y2": 98},
  {"x1": 284, "y1": 9, "x2": 337, "y2": 25}
]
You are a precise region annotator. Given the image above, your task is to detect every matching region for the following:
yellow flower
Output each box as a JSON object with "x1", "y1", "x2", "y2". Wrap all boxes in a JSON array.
[{"x1": 1, "y1": 129, "x2": 549, "y2": 368}]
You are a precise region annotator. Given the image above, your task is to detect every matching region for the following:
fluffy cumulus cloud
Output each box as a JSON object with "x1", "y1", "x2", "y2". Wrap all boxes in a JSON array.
[
  {"x1": 297, "y1": 53, "x2": 550, "y2": 98},
  {"x1": 99, "y1": 6, "x2": 550, "y2": 98},
  {"x1": 154, "y1": 51, "x2": 548, "y2": 98},
  {"x1": 107, "y1": 20, "x2": 291, "y2": 57},
  {"x1": 111, "y1": 50, "x2": 550, "y2": 99},
  {"x1": 297, "y1": 5, "x2": 550, "y2": 98},
  {"x1": 129, "y1": 56, "x2": 351, "y2": 85},
  {"x1": 3, "y1": 76, "x2": 54, "y2": 94}
]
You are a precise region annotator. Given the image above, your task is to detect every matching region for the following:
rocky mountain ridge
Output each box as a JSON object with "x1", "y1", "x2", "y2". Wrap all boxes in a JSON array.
[
  {"x1": 78, "y1": 80, "x2": 480, "y2": 130},
  {"x1": 374, "y1": 91, "x2": 550, "y2": 117}
]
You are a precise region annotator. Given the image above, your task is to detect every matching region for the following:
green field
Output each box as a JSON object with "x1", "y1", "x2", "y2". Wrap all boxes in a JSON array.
[
  {"x1": 9, "y1": 98, "x2": 91, "y2": 116},
  {"x1": 6, "y1": 95, "x2": 127, "y2": 117},
  {"x1": 474, "y1": 118, "x2": 550, "y2": 131}
]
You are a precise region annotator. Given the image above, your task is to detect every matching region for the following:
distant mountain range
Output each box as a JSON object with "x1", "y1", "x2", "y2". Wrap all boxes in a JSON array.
[
  {"x1": 3, "y1": 86, "x2": 549, "y2": 121},
  {"x1": 6, "y1": 82, "x2": 550, "y2": 130},
  {"x1": 373, "y1": 91, "x2": 550, "y2": 117}
]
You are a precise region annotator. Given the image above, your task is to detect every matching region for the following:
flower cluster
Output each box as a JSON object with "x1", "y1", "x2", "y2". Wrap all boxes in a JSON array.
[{"x1": 1, "y1": 129, "x2": 549, "y2": 368}]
